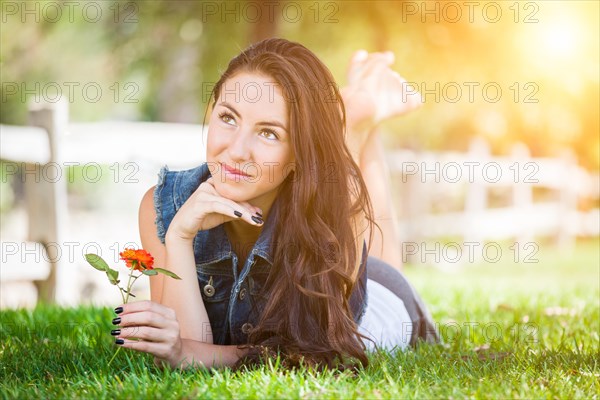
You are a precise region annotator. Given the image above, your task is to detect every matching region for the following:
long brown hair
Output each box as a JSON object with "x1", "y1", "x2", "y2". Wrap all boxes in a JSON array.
[{"x1": 210, "y1": 38, "x2": 378, "y2": 370}]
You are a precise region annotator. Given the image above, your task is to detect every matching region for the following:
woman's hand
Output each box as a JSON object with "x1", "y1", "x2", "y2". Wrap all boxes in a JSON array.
[
  {"x1": 112, "y1": 300, "x2": 247, "y2": 369},
  {"x1": 112, "y1": 300, "x2": 187, "y2": 368},
  {"x1": 166, "y1": 176, "x2": 263, "y2": 242}
]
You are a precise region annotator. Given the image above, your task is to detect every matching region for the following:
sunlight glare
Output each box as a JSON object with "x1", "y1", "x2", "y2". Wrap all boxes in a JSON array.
[{"x1": 541, "y1": 21, "x2": 580, "y2": 59}]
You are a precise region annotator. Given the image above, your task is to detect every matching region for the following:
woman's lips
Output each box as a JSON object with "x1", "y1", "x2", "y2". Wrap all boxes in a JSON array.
[{"x1": 222, "y1": 163, "x2": 251, "y2": 177}]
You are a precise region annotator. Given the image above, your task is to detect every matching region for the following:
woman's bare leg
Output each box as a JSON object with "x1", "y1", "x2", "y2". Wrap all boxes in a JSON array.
[
  {"x1": 359, "y1": 128, "x2": 403, "y2": 271},
  {"x1": 342, "y1": 50, "x2": 422, "y2": 272}
]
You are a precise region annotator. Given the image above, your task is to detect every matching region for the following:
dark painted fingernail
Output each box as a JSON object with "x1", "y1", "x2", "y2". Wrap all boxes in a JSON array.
[
  {"x1": 110, "y1": 329, "x2": 121, "y2": 336},
  {"x1": 234, "y1": 210, "x2": 242, "y2": 217},
  {"x1": 251, "y1": 216, "x2": 263, "y2": 225},
  {"x1": 112, "y1": 317, "x2": 121, "y2": 325},
  {"x1": 115, "y1": 338, "x2": 124, "y2": 345},
  {"x1": 114, "y1": 307, "x2": 123, "y2": 314},
  {"x1": 255, "y1": 211, "x2": 262, "y2": 217}
]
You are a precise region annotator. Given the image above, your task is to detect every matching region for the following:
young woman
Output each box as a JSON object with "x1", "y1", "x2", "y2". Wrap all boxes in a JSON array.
[{"x1": 111, "y1": 38, "x2": 438, "y2": 370}]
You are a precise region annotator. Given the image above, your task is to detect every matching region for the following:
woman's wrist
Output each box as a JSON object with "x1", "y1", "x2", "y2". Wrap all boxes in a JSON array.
[
  {"x1": 156, "y1": 340, "x2": 248, "y2": 370},
  {"x1": 165, "y1": 229, "x2": 195, "y2": 245}
]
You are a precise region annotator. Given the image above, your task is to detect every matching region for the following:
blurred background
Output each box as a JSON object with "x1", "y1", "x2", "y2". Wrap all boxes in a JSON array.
[{"x1": 1, "y1": 0, "x2": 598, "y2": 308}]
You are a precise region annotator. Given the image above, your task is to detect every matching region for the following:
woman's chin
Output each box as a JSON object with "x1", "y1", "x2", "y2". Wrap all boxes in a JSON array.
[{"x1": 213, "y1": 182, "x2": 253, "y2": 202}]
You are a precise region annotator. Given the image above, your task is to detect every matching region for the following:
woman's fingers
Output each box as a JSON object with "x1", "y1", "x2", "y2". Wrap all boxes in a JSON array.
[
  {"x1": 116, "y1": 300, "x2": 175, "y2": 320},
  {"x1": 110, "y1": 301, "x2": 183, "y2": 365},
  {"x1": 117, "y1": 325, "x2": 175, "y2": 342},
  {"x1": 204, "y1": 196, "x2": 263, "y2": 226},
  {"x1": 202, "y1": 177, "x2": 263, "y2": 224},
  {"x1": 116, "y1": 310, "x2": 171, "y2": 330},
  {"x1": 240, "y1": 201, "x2": 262, "y2": 217}
]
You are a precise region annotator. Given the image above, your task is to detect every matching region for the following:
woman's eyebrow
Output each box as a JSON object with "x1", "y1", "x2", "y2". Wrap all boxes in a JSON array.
[
  {"x1": 219, "y1": 102, "x2": 242, "y2": 119},
  {"x1": 219, "y1": 101, "x2": 288, "y2": 132}
]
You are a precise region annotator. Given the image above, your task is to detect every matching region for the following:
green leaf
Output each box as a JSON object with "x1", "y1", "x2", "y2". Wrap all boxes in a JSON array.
[
  {"x1": 106, "y1": 268, "x2": 119, "y2": 285},
  {"x1": 153, "y1": 268, "x2": 182, "y2": 280},
  {"x1": 84, "y1": 254, "x2": 109, "y2": 271},
  {"x1": 142, "y1": 269, "x2": 158, "y2": 276}
]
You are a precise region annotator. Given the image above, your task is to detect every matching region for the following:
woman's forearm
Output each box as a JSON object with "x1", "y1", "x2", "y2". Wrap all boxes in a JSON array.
[
  {"x1": 162, "y1": 233, "x2": 212, "y2": 342},
  {"x1": 164, "y1": 340, "x2": 248, "y2": 370}
]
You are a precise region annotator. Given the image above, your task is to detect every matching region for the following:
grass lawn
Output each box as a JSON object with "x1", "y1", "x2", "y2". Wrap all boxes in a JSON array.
[{"x1": 1, "y1": 239, "x2": 598, "y2": 399}]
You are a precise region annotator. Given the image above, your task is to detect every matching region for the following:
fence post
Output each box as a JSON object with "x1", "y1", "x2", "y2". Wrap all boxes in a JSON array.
[
  {"x1": 464, "y1": 137, "x2": 489, "y2": 248},
  {"x1": 26, "y1": 98, "x2": 75, "y2": 305},
  {"x1": 511, "y1": 142, "x2": 534, "y2": 245},
  {"x1": 557, "y1": 149, "x2": 577, "y2": 249}
]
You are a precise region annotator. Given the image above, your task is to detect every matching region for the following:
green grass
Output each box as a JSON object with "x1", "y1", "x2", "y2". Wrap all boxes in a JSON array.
[{"x1": 1, "y1": 239, "x2": 599, "y2": 399}]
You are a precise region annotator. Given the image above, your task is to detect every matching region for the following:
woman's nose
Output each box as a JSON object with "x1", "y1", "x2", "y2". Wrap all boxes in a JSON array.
[{"x1": 227, "y1": 128, "x2": 252, "y2": 161}]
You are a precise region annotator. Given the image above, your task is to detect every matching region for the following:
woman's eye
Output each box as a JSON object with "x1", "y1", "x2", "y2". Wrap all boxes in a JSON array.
[
  {"x1": 260, "y1": 129, "x2": 279, "y2": 140},
  {"x1": 219, "y1": 112, "x2": 235, "y2": 125}
]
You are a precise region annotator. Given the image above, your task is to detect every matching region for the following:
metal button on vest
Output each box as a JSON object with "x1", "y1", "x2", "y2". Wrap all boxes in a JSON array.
[
  {"x1": 203, "y1": 284, "x2": 215, "y2": 297},
  {"x1": 241, "y1": 322, "x2": 253, "y2": 334},
  {"x1": 203, "y1": 276, "x2": 215, "y2": 297},
  {"x1": 238, "y1": 288, "x2": 247, "y2": 301}
]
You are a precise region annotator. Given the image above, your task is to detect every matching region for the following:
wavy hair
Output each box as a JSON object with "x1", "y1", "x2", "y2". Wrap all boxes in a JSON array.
[{"x1": 209, "y1": 38, "x2": 378, "y2": 370}]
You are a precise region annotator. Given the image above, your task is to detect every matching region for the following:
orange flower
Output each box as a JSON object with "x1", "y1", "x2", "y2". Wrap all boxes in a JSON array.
[{"x1": 119, "y1": 248, "x2": 154, "y2": 271}]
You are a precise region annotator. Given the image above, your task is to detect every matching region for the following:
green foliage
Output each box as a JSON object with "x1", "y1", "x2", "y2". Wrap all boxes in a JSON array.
[
  {"x1": 1, "y1": 242, "x2": 598, "y2": 398},
  {"x1": 85, "y1": 253, "x2": 120, "y2": 285},
  {"x1": 85, "y1": 254, "x2": 111, "y2": 272}
]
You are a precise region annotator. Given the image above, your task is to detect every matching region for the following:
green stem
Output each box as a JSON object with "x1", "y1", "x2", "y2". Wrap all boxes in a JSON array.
[
  {"x1": 118, "y1": 284, "x2": 126, "y2": 304},
  {"x1": 130, "y1": 274, "x2": 142, "y2": 287},
  {"x1": 123, "y1": 268, "x2": 136, "y2": 304},
  {"x1": 108, "y1": 265, "x2": 145, "y2": 367},
  {"x1": 109, "y1": 268, "x2": 140, "y2": 367}
]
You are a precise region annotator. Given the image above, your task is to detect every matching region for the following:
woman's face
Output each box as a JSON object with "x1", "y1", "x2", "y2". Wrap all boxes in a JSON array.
[{"x1": 206, "y1": 72, "x2": 295, "y2": 208}]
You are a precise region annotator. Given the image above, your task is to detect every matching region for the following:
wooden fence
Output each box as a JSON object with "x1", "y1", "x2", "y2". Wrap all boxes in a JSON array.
[
  {"x1": 1, "y1": 99, "x2": 598, "y2": 305},
  {"x1": 389, "y1": 139, "x2": 599, "y2": 246},
  {"x1": 1, "y1": 99, "x2": 206, "y2": 306}
]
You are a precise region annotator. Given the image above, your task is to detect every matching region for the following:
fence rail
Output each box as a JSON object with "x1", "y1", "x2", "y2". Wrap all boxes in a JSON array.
[{"x1": 1, "y1": 121, "x2": 207, "y2": 168}]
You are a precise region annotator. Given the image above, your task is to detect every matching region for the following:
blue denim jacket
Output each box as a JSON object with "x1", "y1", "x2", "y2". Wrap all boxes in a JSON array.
[{"x1": 153, "y1": 163, "x2": 368, "y2": 345}]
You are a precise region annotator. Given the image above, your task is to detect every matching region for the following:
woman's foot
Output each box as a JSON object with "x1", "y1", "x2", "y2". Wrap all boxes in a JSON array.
[{"x1": 342, "y1": 50, "x2": 422, "y2": 158}]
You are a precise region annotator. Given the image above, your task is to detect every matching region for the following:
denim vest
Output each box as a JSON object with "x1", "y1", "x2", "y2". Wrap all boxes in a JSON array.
[{"x1": 153, "y1": 163, "x2": 368, "y2": 345}]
